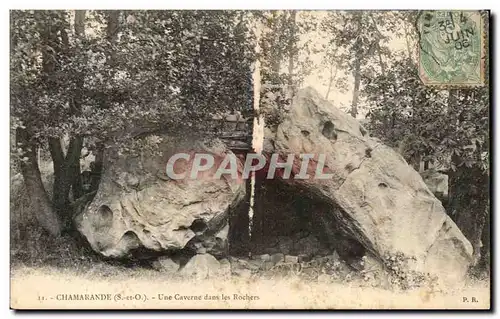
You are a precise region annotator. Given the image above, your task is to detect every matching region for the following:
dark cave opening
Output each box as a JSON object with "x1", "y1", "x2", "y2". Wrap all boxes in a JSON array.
[{"x1": 229, "y1": 177, "x2": 366, "y2": 265}]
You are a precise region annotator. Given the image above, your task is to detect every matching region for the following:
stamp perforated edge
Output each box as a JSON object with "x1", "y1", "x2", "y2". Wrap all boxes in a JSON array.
[{"x1": 417, "y1": 10, "x2": 489, "y2": 88}]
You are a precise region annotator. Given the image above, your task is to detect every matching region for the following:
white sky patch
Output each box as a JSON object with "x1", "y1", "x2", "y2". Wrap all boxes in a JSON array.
[{"x1": 248, "y1": 21, "x2": 265, "y2": 257}]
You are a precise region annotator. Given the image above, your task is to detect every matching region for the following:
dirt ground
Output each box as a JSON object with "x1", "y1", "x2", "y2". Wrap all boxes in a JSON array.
[{"x1": 10, "y1": 264, "x2": 490, "y2": 310}]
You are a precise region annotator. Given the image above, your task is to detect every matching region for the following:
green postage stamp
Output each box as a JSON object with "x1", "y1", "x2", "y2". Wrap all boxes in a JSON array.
[{"x1": 417, "y1": 11, "x2": 487, "y2": 86}]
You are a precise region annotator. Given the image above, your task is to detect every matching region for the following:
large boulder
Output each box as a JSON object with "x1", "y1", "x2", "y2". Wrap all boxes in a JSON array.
[
  {"x1": 74, "y1": 137, "x2": 245, "y2": 258},
  {"x1": 264, "y1": 87, "x2": 472, "y2": 283}
]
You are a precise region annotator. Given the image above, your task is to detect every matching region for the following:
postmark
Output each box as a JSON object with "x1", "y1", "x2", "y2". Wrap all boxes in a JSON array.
[{"x1": 417, "y1": 11, "x2": 486, "y2": 87}]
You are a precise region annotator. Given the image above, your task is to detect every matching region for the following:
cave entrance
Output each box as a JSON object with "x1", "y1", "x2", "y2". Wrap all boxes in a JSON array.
[{"x1": 229, "y1": 177, "x2": 366, "y2": 264}]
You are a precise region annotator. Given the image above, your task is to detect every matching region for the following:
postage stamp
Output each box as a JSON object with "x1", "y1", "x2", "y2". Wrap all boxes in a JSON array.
[{"x1": 417, "y1": 11, "x2": 486, "y2": 87}]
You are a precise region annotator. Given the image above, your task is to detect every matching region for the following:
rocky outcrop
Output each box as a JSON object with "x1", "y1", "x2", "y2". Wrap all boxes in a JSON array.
[
  {"x1": 74, "y1": 137, "x2": 245, "y2": 258},
  {"x1": 73, "y1": 87, "x2": 472, "y2": 285},
  {"x1": 264, "y1": 87, "x2": 473, "y2": 284}
]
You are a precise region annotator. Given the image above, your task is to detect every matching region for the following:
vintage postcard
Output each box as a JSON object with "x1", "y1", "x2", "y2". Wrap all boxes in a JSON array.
[{"x1": 10, "y1": 9, "x2": 490, "y2": 310}]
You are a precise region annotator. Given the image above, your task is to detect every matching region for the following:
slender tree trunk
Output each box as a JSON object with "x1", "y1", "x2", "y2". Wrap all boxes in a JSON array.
[
  {"x1": 74, "y1": 10, "x2": 85, "y2": 36},
  {"x1": 68, "y1": 10, "x2": 86, "y2": 201},
  {"x1": 49, "y1": 137, "x2": 68, "y2": 217},
  {"x1": 403, "y1": 23, "x2": 413, "y2": 61},
  {"x1": 350, "y1": 13, "x2": 363, "y2": 118},
  {"x1": 351, "y1": 54, "x2": 361, "y2": 118},
  {"x1": 105, "y1": 10, "x2": 119, "y2": 67},
  {"x1": 324, "y1": 63, "x2": 338, "y2": 100},
  {"x1": 287, "y1": 11, "x2": 296, "y2": 91},
  {"x1": 376, "y1": 43, "x2": 385, "y2": 76},
  {"x1": 270, "y1": 11, "x2": 283, "y2": 80},
  {"x1": 17, "y1": 129, "x2": 61, "y2": 236},
  {"x1": 66, "y1": 137, "x2": 84, "y2": 199},
  {"x1": 369, "y1": 14, "x2": 386, "y2": 76},
  {"x1": 71, "y1": 159, "x2": 82, "y2": 200},
  {"x1": 90, "y1": 143, "x2": 105, "y2": 193},
  {"x1": 480, "y1": 202, "x2": 490, "y2": 271},
  {"x1": 49, "y1": 136, "x2": 83, "y2": 226}
]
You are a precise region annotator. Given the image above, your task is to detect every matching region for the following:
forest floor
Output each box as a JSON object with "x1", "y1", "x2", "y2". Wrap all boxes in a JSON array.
[
  {"x1": 10, "y1": 229, "x2": 490, "y2": 310},
  {"x1": 11, "y1": 262, "x2": 490, "y2": 310}
]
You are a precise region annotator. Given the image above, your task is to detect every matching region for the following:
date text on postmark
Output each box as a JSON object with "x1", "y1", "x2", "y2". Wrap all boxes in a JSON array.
[{"x1": 417, "y1": 11, "x2": 486, "y2": 87}]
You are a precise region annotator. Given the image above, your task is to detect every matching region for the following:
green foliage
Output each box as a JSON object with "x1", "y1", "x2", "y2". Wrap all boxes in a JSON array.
[
  {"x1": 364, "y1": 52, "x2": 489, "y2": 174},
  {"x1": 10, "y1": 10, "x2": 258, "y2": 235},
  {"x1": 362, "y1": 13, "x2": 490, "y2": 269},
  {"x1": 11, "y1": 10, "x2": 256, "y2": 148}
]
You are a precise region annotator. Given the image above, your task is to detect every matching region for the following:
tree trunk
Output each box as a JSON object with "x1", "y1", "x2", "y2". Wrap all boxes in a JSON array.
[
  {"x1": 49, "y1": 136, "x2": 83, "y2": 226},
  {"x1": 403, "y1": 22, "x2": 413, "y2": 61},
  {"x1": 90, "y1": 143, "x2": 105, "y2": 193},
  {"x1": 68, "y1": 10, "x2": 86, "y2": 202},
  {"x1": 42, "y1": 11, "x2": 86, "y2": 229},
  {"x1": 324, "y1": 63, "x2": 337, "y2": 100},
  {"x1": 479, "y1": 201, "x2": 490, "y2": 271},
  {"x1": 74, "y1": 10, "x2": 85, "y2": 36},
  {"x1": 369, "y1": 14, "x2": 386, "y2": 76},
  {"x1": 448, "y1": 160, "x2": 488, "y2": 266},
  {"x1": 17, "y1": 128, "x2": 61, "y2": 236},
  {"x1": 269, "y1": 11, "x2": 283, "y2": 80},
  {"x1": 48, "y1": 137, "x2": 67, "y2": 217},
  {"x1": 376, "y1": 43, "x2": 385, "y2": 76},
  {"x1": 287, "y1": 11, "x2": 297, "y2": 93},
  {"x1": 70, "y1": 159, "x2": 82, "y2": 200},
  {"x1": 105, "y1": 10, "x2": 119, "y2": 69},
  {"x1": 66, "y1": 137, "x2": 84, "y2": 200},
  {"x1": 351, "y1": 54, "x2": 361, "y2": 118},
  {"x1": 351, "y1": 14, "x2": 363, "y2": 119}
]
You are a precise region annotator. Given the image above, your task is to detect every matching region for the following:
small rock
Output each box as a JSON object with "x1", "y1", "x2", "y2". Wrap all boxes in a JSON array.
[
  {"x1": 258, "y1": 254, "x2": 271, "y2": 262},
  {"x1": 271, "y1": 253, "x2": 284, "y2": 264},
  {"x1": 284, "y1": 255, "x2": 299, "y2": 263},
  {"x1": 151, "y1": 256, "x2": 180, "y2": 272},
  {"x1": 180, "y1": 254, "x2": 221, "y2": 279},
  {"x1": 229, "y1": 257, "x2": 260, "y2": 271}
]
